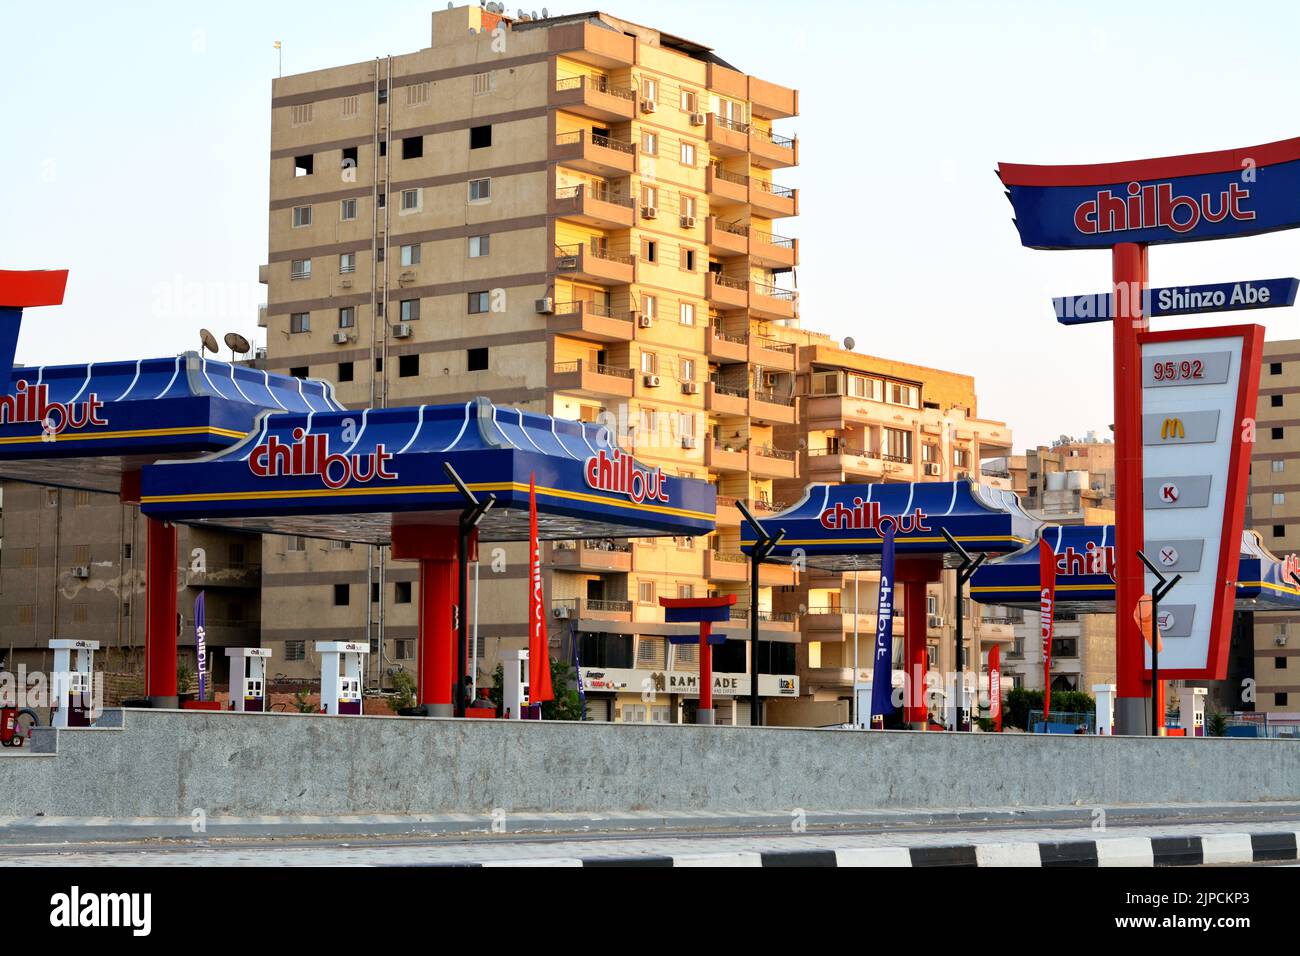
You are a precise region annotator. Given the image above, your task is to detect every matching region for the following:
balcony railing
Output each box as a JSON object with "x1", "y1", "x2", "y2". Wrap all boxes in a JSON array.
[
  {"x1": 552, "y1": 360, "x2": 635, "y2": 379},
  {"x1": 882, "y1": 453, "x2": 913, "y2": 464},
  {"x1": 751, "y1": 390, "x2": 794, "y2": 407},
  {"x1": 710, "y1": 550, "x2": 747, "y2": 565},
  {"x1": 710, "y1": 273, "x2": 748, "y2": 291},
  {"x1": 711, "y1": 325, "x2": 749, "y2": 345},
  {"x1": 752, "y1": 336, "x2": 795, "y2": 354},
  {"x1": 713, "y1": 115, "x2": 751, "y2": 134},
  {"x1": 587, "y1": 598, "x2": 633, "y2": 613},
  {"x1": 752, "y1": 282, "x2": 796, "y2": 301},
  {"x1": 751, "y1": 179, "x2": 796, "y2": 199},
  {"x1": 554, "y1": 538, "x2": 633, "y2": 553},
  {"x1": 754, "y1": 444, "x2": 796, "y2": 461},
  {"x1": 713, "y1": 219, "x2": 749, "y2": 237},
  {"x1": 710, "y1": 164, "x2": 750, "y2": 187},
  {"x1": 712, "y1": 382, "x2": 749, "y2": 399},
  {"x1": 555, "y1": 130, "x2": 637, "y2": 154},
  {"x1": 732, "y1": 608, "x2": 794, "y2": 623},
  {"x1": 552, "y1": 299, "x2": 624, "y2": 319},
  {"x1": 554, "y1": 75, "x2": 635, "y2": 100},
  {"x1": 554, "y1": 242, "x2": 635, "y2": 266},
  {"x1": 808, "y1": 446, "x2": 877, "y2": 459},
  {"x1": 750, "y1": 230, "x2": 795, "y2": 249},
  {"x1": 555, "y1": 184, "x2": 635, "y2": 207},
  {"x1": 750, "y1": 127, "x2": 796, "y2": 149}
]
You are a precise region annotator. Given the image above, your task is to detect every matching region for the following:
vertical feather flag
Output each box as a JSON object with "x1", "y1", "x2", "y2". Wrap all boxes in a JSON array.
[
  {"x1": 869, "y1": 522, "x2": 897, "y2": 726},
  {"x1": 528, "y1": 473, "x2": 554, "y2": 704},
  {"x1": 989, "y1": 643, "x2": 1002, "y2": 733},
  {"x1": 1039, "y1": 539, "x2": 1057, "y2": 722}
]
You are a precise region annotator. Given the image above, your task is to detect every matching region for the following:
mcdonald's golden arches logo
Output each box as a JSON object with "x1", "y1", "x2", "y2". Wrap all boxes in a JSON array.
[{"x1": 1161, "y1": 417, "x2": 1185, "y2": 440}]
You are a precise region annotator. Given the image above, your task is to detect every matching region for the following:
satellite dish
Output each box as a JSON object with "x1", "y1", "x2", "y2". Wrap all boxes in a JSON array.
[
  {"x1": 542, "y1": 7, "x2": 548, "y2": 16},
  {"x1": 842, "y1": 336, "x2": 855, "y2": 351},
  {"x1": 199, "y1": 328, "x2": 219, "y2": 354},
  {"x1": 224, "y1": 332, "x2": 252, "y2": 356}
]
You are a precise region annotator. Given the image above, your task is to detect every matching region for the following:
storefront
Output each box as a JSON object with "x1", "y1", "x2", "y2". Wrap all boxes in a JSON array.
[{"x1": 579, "y1": 666, "x2": 799, "y2": 724}]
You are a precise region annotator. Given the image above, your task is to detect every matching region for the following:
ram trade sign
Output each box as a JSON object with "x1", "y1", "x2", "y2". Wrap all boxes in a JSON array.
[
  {"x1": 999, "y1": 136, "x2": 1300, "y2": 249},
  {"x1": 1138, "y1": 325, "x2": 1264, "y2": 679}
]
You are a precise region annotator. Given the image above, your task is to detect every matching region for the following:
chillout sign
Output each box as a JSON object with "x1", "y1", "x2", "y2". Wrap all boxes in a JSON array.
[
  {"x1": 584, "y1": 448, "x2": 669, "y2": 504},
  {"x1": 0, "y1": 381, "x2": 107, "y2": 434},
  {"x1": 1073, "y1": 181, "x2": 1253, "y2": 237},
  {"x1": 248, "y1": 428, "x2": 397, "y2": 488},
  {"x1": 818, "y1": 497, "x2": 931, "y2": 534}
]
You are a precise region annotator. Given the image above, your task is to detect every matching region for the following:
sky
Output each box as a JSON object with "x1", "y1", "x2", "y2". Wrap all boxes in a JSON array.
[{"x1": 3, "y1": 0, "x2": 1300, "y2": 448}]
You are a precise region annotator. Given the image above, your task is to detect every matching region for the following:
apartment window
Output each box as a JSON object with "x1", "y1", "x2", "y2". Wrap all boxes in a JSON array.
[
  {"x1": 953, "y1": 447, "x2": 970, "y2": 468},
  {"x1": 400, "y1": 244, "x2": 421, "y2": 267},
  {"x1": 681, "y1": 194, "x2": 696, "y2": 219},
  {"x1": 399, "y1": 354, "x2": 419, "y2": 378},
  {"x1": 470, "y1": 125, "x2": 492, "y2": 149},
  {"x1": 376, "y1": 300, "x2": 384, "y2": 317},
  {"x1": 341, "y1": 144, "x2": 358, "y2": 169},
  {"x1": 291, "y1": 104, "x2": 313, "y2": 126},
  {"x1": 400, "y1": 188, "x2": 421, "y2": 211},
  {"x1": 287, "y1": 535, "x2": 306, "y2": 552},
  {"x1": 377, "y1": 246, "x2": 385, "y2": 262},
  {"x1": 887, "y1": 381, "x2": 920, "y2": 408},
  {"x1": 642, "y1": 239, "x2": 657, "y2": 263},
  {"x1": 1273, "y1": 394, "x2": 1285, "y2": 407},
  {"x1": 1275, "y1": 524, "x2": 1286, "y2": 537},
  {"x1": 1277, "y1": 656, "x2": 1289, "y2": 670},
  {"x1": 922, "y1": 443, "x2": 938, "y2": 463},
  {"x1": 469, "y1": 178, "x2": 491, "y2": 201},
  {"x1": 290, "y1": 259, "x2": 311, "y2": 279},
  {"x1": 642, "y1": 184, "x2": 658, "y2": 208},
  {"x1": 339, "y1": 253, "x2": 356, "y2": 274},
  {"x1": 638, "y1": 581, "x2": 656, "y2": 604},
  {"x1": 341, "y1": 96, "x2": 359, "y2": 119},
  {"x1": 402, "y1": 135, "x2": 423, "y2": 159},
  {"x1": 1273, "y1": 427, "x2": 1285, "y2": 440},
  {"x1": 377, "y1": 191, "x2": 385, "y2": 207},
  {"x1": 340, "y1": 198, "x2": 357, "y2": 221},
  {"x1": 883, "y1": 427, "x2": 913, "y2": 462},
  {"x1": 640, "y1": 350, "x2": 657, "y2": 374},
  {"x1": 406, "y1": 82, "x2": 430, "y2": 106},
  {"x1": 467, "y1": 347, "x2": 489, "y2": 372},
  {"x1": 468, "y1": 235, "x2": 490, "y2": 258},
  {"x1": 680, "y1": 357, "x2": 695, "y2": 382},
  {"x1": 375, "y1": 357, "x2": 383, "y2": 372},
  {"x1": 472, "y1": 71, "x2": 495, "y2": 95},
  {"x1": 846, "y1": 373, "x2": 882, "y2": 400},
  {"x1": 292, "y1": 205, "x2": 312, "y2": 227},
  {"x1": 379, "y1": 140, "x2": 387, "y2": 157},
  {"x1": 395, "y1": 581, "x2": 412, "y2": 603},
  {"x1": 679, "y1": 302, "x2": 695, "y2": 326},
  {"x1": 643, "y1": 294, "x2": 657, "y2": 319},
  {"x1": 682, "y1": 248, "x2": 696, "y2": 272},
  {"x1": 1276, "y1": 692, "x2": 1289, "y2": 707},
  {"x1": 678, "y1": 584, "x2": 695, "y2": 600},
  {"x1": 338, "y1": 361, "x2": 354, "y2": 382},
  {"x1": 640, "y1": 77, "x2": 657, "y2": 103},
  {"x1": 290, "y1": 312, "x2": 310, "y2": 334},
  {"x1": 333, "y1": 583, "x2": 350, "y2": 606},
  {"x1": 289, "y1": 366, "x2": 308, "y2": 378},
  {"x1": 123, "y1": 543, "x2": 132, "y2": 560},
  {"x1": 74, "y1": 490, "x2": 90, "y2": 507},
  {"x1": 1275, "y1": 492, "x2": 1287, "y2": 506},
  {"x1": 680, "y1": 141, "x2": 696, "y2": 166},
  {"x1": 641, "y1": 131, "x2": 657, "y2": 155},
  {"x1": 285, "y1": 641, "x2": 306, "y2": 662},
  {"x1": 1273, "y1": 460, "x2": 1285, "y2": 473},
  {"x1": 339, "y1": 306, "x2": 355, "y2": 328},
  {"x1": 293, "y1": 154, "x2": 313, "y2": 176},
  {"x1": 1271, "y1": 362, "x2": 1283, "y2": 375},
  {"x1": 399, "y1": 299, "x2": 420, "y2": 322},
  {"x1": 679, "y1": 88, "x2": 697, "y2": 112},
  {"x1": 468, "y1": 291, "x2": 490, "y2": 314}
]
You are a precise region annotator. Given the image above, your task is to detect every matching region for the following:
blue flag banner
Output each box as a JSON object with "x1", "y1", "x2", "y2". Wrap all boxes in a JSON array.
[
  {"x1": 194, "y1": 592, "x2": 207, "y2": 702},
  {"x1": 572, "y1": 634, "x2": 587, "y2": 720},
  {"x1": 870, "y1": 523, "x2": 897, "y2": 724}
]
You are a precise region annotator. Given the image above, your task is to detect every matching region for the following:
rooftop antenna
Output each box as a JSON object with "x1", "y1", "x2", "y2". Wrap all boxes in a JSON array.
[
  {"x1": 199, "y1": 328, "x2": 219, "y2": 355},
  {"x1": 224, "y1": 331, "x2": 252, "y2": 363},
  {"x1": 842, "y1": 336, "x2": 855, "y2": 351}
]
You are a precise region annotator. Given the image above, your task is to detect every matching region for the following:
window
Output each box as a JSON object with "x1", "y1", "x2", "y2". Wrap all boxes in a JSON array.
[
  {"x1": 1274, "y1": 427, "x2": 1285, "y2": 440},
  {"x1": 468, "y1": 291, "x2": 490, "y2": 314},
  {"x1": 290, "y1": 259, "x2": 311, "y2": 279},
  {"x1": 680, "y1": 194, "x2": 696, "y2": 219},
  {"x1": 682, "y1": 248, "x2": 696, "y2": 271},
  {"x1": 1273, "y1": 394, "x2": 1285, "y2": 407},
  {"x1": 1275, "y1": 492, "x2": 1287, "y2": 506},
  {"x1": 403, "y1": 135, "x2": 423, "y2": 159},
  {"x1": 467, "y1": 347, "x2": 489, "y2": 372},
  {"x1": 1277, "y1": 656, "x2": 1289, "y2": 670},
  {"x1": 395, "y1": 639, "x2": 415, "y2": 660},
  {"x1": 341, "y1": 96, "x2": 359, "y2": 119},
  {"x1": 287, "y1": 535, "x2": 306, "y2": 552},
  {"x1": 400, "y1": 244, "x2": 421, "y2": 267},
  {"x1": 1276, "y1": 692, "x2": 1289, "y2": 707},
  {"x1": 290, "y1": 312, "x2": 310, "y2": 333},
  {"x1": 468, "y1": 235, "x2": 490, "y2": 258},
  {"x1": 377, "y1": 246, "x2": 385, "y2": 262},
  {"x1": 679, "y1": 302, "x2": 695, "y2": 325},
  {"x1": 395, "y1": 581, "x2": 412, "y2": 604},
  {"x1": 376, "y1": 300, "x2": 384, "y2": 317},
  {"x1": 638, "y1": 581, "x2": 656, "y2": 604},
  {"x1": 338, "y1": 361, "x2": 354, "y2": 382},
  {"x1": 400, "y1": 298, "x2": 420, "y2": 322},
  {"x1": 333, "y1": 583, "x2": 350, "y2": 606},
  {"x1": 339, "y1": 253, "x2": 356, "y2": 274},
  {"x1": 341, "y1": 145, "x2": 358, "y2": 170},
  {"x1": 469, "y1": 178, "x2": 491, "y2": 201},
  {"x1": 375, "y1": 356, "x2": 383, "y2": 372},
  {"x1": 678, "y1": 583, "x2": 695, "y2": 600},
  {"x1": 292, "y1": 205, "x2": 312, "y2": 227},
  {"x1": 640, "y1": 77, "x2": 657, "y2": 103},
  {"x1": 470, "y1": 125, "x2": 492, "y2": 149},
  {"x1": 643, "y1": 294, "x2": 657, "y2": 319},
  {"x1": 883, "y1": 427, "x2": 913, "y2": 462},
  {"x1": 472, "y1": 71, "x2": 495, "y2": 95},
  {"x1": 1271, "y1": 362, "x2": 1283, "y2": 375},
  {"x1": 680, "y1": 141, "x2": 696, "y2": 166},
  {"x1": 846, "y1": 373, "x2": 882, "y2": 400},
  {"x1": 679, "y1": 88, "x2": 697, "y2": 112},
  {"x1": 641, "y1": 131, "x2": 657, "y2": 154},
  {"x1": 680, "y1": 357, "x2": 695, "y2": 382},
  {"x1": 642, "y1": 239, "x2": 657, "y2": 263},
  {"x1": 401, "y1": 188, "x2": 421, "y2": 211},
  {"x1": 406, "y1": 82, "x2": 430, "y2": 106},
  {"x1": 399, "y1": 354, "x2": 419, "y2": 378},
  {"x1": 340, "y1": 198, "x2": 357, "y2": 221},
  {"x1": 285, "y1": 641, "x2": 306, "y2": 662},
  {"x1": 379, "y1": 140, "x2": 387, "y2": 157},
  {"x1": 289, "y1": 366, "x2": 308, "y2": 378},
  {"x1": 887, "y1": 381, "x2": 919, "y2": 408},
  {"x1": 339, "y1": 306, "x2": 355, "y2": 328},
  {"x1": 1275, "y1": 524, "x2": 1286, "y2": 537},
  {"x1": 642, "y1": 184, "x2": 658, "y2": 208},
  {"x1": 293, "y1": 154, "x2": 313, "y2": 177},
  {"x1": 953, "y1": 447, "x2": 970, "y2": 468},
  {"x1": 1273, "y1": 460, "x2": 1285, "y2": 473},
  {"x1": 640, "y1": 350, "x2": 657, "y2": 374},
  {"x1": 377, "y1": 191, "x2": 385, "y2": 207}
]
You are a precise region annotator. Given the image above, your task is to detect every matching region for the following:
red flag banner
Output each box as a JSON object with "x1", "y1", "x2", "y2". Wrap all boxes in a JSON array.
[
  {"x1": 989, "y1": 643, "x2": 1002, "y2": 733},
  {"x1": 1038, "y1": 539, "x2": 1056, "y2": 722},
  {"x1": 528, "y1": 473, "x2": 554, "y2": 704}
]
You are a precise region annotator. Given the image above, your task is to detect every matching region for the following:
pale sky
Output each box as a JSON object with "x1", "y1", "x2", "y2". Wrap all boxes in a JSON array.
[{"x1": 3, "y1": 0, "x2": 1299, "y2": 448}]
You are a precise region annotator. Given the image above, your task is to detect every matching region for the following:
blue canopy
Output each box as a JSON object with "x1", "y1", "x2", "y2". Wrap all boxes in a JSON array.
[
  {"x1": 970, "y1": 524, "x2": 1300, "y2": 612},
  {"x1": 139, "y1": 397, "x2": 716, "y2": 544},
  {"x1": 0, "y1": 352, "x2": 341, "y2": 493},
  {"x1": 739, "y1": 479, "x2": 1039, "y2": 570}
]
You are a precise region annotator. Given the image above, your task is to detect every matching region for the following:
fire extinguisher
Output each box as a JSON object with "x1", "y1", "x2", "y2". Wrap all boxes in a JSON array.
[{"x1": 0, "y1": 706, "x2": 39, "y2": 748}]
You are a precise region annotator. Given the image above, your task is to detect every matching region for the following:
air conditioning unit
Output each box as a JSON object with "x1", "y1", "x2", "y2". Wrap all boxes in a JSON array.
[
  {"x1": 1276, "y1": 635, "x2": 1289, "y2": 646},
  {"x1": 637, "y1": 314, "x2": 653, "y2": 329},
  {"x1": 641, "y1": 205, "x2": 658, "y2": 220},
  {"x1": 928, "y1": 615, "x2": 946, "y2": 628},
  {"x1": 763, "y1": 372, "x2": 778, "y2": 388},
  {"x1": 535, "y1": 297, "x2": 555, "y2": 314},
  {"x1": 553, "y1": 606, "x2": 570, "y2": 619},
  {"x1": 399, "y1": 270, "x2": 415, "y2": 284},
  {"x1": 333, "y1": 331, "x2": 350, "y2": 345},
  {"x1": 643, "y1": 374, "x2": 661, "y2": 388},
  {"x1": 680, "y1": 215, "x2": 696, "y2": 228},
  {"x1": 681, "y1": 436, "x2": 697, "y2": 449},
  {"x1": 681, "y1": 381, "x2": 699, "y2": 395},
  {"x1": 690, "y1": 113, "x2": 706, "y2": 126},
  {"x1": 640, "y1": 99, "x2": 657, "y2": 113},
  {"x1": 393, "y1": 322, "x2": 413, "y2": 338},
  {"x1": 924, "y1": 463, "x2": 942, "y2": 476},
  {"x1": 71, "y1": 566, "x2": 89, "y2": 580},
  {"x1": 340, "y1": 279, "x2": 353, "y2": 289}
]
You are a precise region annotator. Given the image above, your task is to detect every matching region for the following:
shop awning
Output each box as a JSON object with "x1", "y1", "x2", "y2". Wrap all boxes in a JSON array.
[
  {"x1": 739, "y1": 479, "x2": 1039, "y2": 570},
  {"x1": 970, "y1": 524, "x2": 1300, "y2": 612},
  {"x1": 139, "y1": 397, "x2": 716, "y2": 544},
  {"x1": 0, "y1": 352, "x2": 341, "y2": 493}
]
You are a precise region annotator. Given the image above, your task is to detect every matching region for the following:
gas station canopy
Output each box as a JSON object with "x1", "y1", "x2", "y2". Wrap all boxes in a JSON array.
[
  {"x1": 0, "y1": 352, "x2": 342, "y2": 492},
  {"x1": 739, "y1": 479, "x2": 1039, "y2": 570},
  {"x1": 970, "y1": 524, "x2": 1300, "y2": 612},
  {"x1": 139, "y1": 397, "x2": 717, "y2": 543}
]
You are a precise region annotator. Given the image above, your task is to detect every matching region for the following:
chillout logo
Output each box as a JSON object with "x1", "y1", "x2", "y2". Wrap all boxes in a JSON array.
[
  {"x1": 248, "y1": 428, "x2": 397, "y2": 489},
  {"x1": 1, "y1": 381, "x2": 107, "y2": 434},
  {"x1": 818, "y1": 498, "x2": 931, "y2": 534},
  {"x1": 1073, "y1": 181, "x2": 1254, "y2": 236},
  {"x1": 585, "y1": 448, "x2": 669, "y2": 504},
  {"x1": 1054, "y1": 541, "x2": 1116, "y2": 577}
]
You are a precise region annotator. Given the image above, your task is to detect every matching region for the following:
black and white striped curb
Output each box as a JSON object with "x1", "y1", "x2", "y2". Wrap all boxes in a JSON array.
[{"x1": 430, "y1": 831, "x2": 1300, "y2": 867}]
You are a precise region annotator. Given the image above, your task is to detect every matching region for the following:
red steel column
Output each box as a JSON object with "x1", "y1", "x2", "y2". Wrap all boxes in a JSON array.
[
  {"x1": 698, "y1": 622, "x2": 713, "y2": 724},
  {"x1": 1112, "y1": 242, "x2": 1150, "y2": 734},
  {"x1": 394, "y1": 525, "x2": 459, "y2": 717},
  {"x1": 145, "y1": 517, "x2": 179, "y2": 706},
  {"x1": 904, "y1": 580, "x2": 929, "y2": 728}
]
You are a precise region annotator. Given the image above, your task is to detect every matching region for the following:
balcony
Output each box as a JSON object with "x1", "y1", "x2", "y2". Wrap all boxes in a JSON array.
[
  {"x1": 749, "y1": 281, "x2": 797, "y2": 322},
  {"x1": 803, "y1": 609, "x2": 852, "y2": 643},
  {"x1": 749, "y1": 335, "x2": 796, "y2": 371},
  {"x1": 750, "y1": 127, "x2": 799, "y2": 169},
  {"x1": 706, "y1": 272, "x2": 749, "y2": 310},
  {"x1": 803, "y1": 666, "x2": 854, "y2": 687},
  {"x1": 184, "y1": 561, "x2": 260, "y2": 589},
  {"x1": 705, "y1": 549, "x2": 747, "y2": 583},
  {"x1": 748, "y1": 389, "x2": 796, "y2": 424},
  {"x1": 749, "y1": 444, "x2": 797, "y2": 479},
  {"x1": 550, "y1": 183, "x2": 635, "y2": 228},
  {"x1": 706, "y1": 114, "x2": 750, "y2": 157},
  {"x1": 706, "y1": 217, "x2": 749, "y2": 258},
  {"x1": 706, "y1": 381, "x2": 748, "y2": 417},
  {"x1": 551, "y1": 597, "x2": 633, "y2": 623},
  {"x1": 706, "y1": 442, "x2": 748, "y2": 473},
  {"x1": 706, "y1": 62, "x2": 749, "y2": 100},
  {"x1": 554, "y1": 242, "x2": 635, "y2": 286},
  {"x1": 552, "y1": 129, "x2": 636, "y2": 176},
  {"x1": 749, "y1": 229, "x2": 798, "y2": 269},
  {"x1": 707, "y1": 325, "x2": 749, "y2": 364},
  {"x1": 550, "y1": 75, "x2": 636, "y2": 122},
  {"x1": 549, "y1": 300, "x2": 635, "y2": 343},
  {"x1": 748, "y1": 77, "x2": 799, "y2": 120},
  {"x1": 548, "y1": 538, "x2": 633, "y2": 572},
  {"x1": 549, "y1": 359, "x2": 635, "y2": 399},
  {"x1": 749, "y1": 179, "x2": 798, "y2": 218},
  {"x1": 715, "y1": 495, "x2": 743, "y2": 526},
  {"x1": 547, "y1": 20, "x2": 635, "y2": 67},
  {"x1": 979, "y1": 620, "x2": 1016, "y2": 642},
  {"x1": 759, "y1": 561, "x2": 795, "y2": 587},
  {"x1": 706, "y1": 164, "x2": 749, "y2": 206},
  {"x1": 806, "y1": 447, "x2": 885, "y2": 481},
  {"x1": 731, "y1": 607, "x2": 796, "y2": 632}
]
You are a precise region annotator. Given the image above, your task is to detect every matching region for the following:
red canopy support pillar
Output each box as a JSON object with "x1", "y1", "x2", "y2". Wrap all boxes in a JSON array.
[
  {"x1": 898, "y1": 557, "x2": 942, "y2": 730},
  {"x1": 393, "y1": 525, "x2": 459, "y2": 716},
  {"x1": 698, "y1": 621, "x2": 714, "y2": 723},
  {"x1": 122, "y1": 470, "x2": 179, "y2": 707},
  {"x1": 659, "y1": 594, "x2": 736, "y2": 725}
]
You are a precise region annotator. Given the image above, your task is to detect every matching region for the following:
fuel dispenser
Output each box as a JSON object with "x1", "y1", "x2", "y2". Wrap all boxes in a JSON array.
[
  {"x1": 316, "y1": 641, "x2": 368, "y2": 715},
  {"x1": 1179, "y1": 686, "x2": 1207, "y2": 737},
  {"x1": 225, "y1": 648, "x2": 271, "y2": 712},
  {"x1": 49, "y1": 639, "x2": 98, "y2": 728},
  {"x1": 502, "y1": 648, "x2": 529, "y2": 719},
  {"x1": 1093, "y1": 683, "x2": 1116, "y2": 736}
]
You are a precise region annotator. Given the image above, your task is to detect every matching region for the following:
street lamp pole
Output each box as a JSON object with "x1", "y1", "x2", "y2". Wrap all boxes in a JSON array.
[
  {"x1": 443, "y1": 462, "x2": 495, "y2": 717},
  {"x1": 1136, "y1": 549, "x2": 1181, "y2": 737},
  {"x1": 738, "y1": 500, "x2": 784, "y2": 727}
]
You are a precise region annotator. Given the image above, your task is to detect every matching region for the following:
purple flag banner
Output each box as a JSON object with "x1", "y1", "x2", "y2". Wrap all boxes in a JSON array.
[
  {"x1": 869, "y1": 522, "x2": 897, "y2": 726},
  {"x1": 195, "y1": 591, "x2": 207, "y2": 701}
]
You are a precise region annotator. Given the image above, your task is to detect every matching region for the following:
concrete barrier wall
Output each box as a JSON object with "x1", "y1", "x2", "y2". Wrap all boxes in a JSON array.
[{"x1": 1, "y1": 708, "x2": 1298, "y2": 817}]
